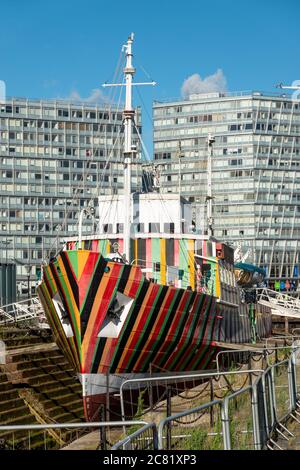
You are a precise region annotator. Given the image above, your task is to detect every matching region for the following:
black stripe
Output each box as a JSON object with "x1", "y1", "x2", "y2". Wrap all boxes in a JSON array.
[
  {"x1": 116, "y1": 264, "x2": 132, "y2": 293},
  {"x1": 110, "y1": 280, "x2": 149, "y2": 372},
  {"x1": 61, "y1": 251, "x2": 79, "y2": 309},
  {"x1": 172, "y1": 295, "x2": 213, "y2": 370},
  {"x1": 126, "y1": 285, "x2": 169, "y2": 372},
  {"x1": 151, "y1": 292, "x2": 197, "y2": 370},
  {"x1": 155, "y1": 290, "x2": 197, "y2": 369},
  {"x1": 81, "y1": 256, "x2": 107, "y2": 340},
  {"x1": 48, "y1": 261, "x2": 81, "y2": 362},
  {"x1": 91, "y1": 338, "x2": 107, "y2": 373}
]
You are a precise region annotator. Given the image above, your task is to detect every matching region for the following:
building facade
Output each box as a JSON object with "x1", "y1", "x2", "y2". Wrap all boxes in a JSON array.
[
  {"x1": 0, "y1": 98, "x2": 142, "y2": 296},
  {"x1": 153, "y1": 91, "x2": 300, "y2": 291}
]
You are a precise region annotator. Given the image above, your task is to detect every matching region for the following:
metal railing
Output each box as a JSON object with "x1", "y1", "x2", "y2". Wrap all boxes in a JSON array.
[
  {"x1": 223, "y1": 385, "x2": 257, "y2": 450},
  {"x1": 157, "y1": 400, "x2": 224, "y2": 450},
  {"x1": 1, "y1": 345, "x2": 299, "y2": 451},
  {"x1": 111, "y1": 423, "x2": 158, "y2": 450},
  {"x1": 0, "y1": 420, "x2": 148, "y2": 450},
  {"x1": 0, "y1": 297, "x2": 46, "y2": 325},
  {"x1": 119, "y1": 369, "x2": 264, "y2": 427},
  {"x1": 115, "y1": 344, "x2": 300, "y2": 450},
  {"x1": 257, "y1": 287, "x2": 300, "y2": 318}
]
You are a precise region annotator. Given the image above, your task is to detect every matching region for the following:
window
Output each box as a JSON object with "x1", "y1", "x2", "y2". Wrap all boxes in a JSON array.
[
  {"x1": 164, "y1": 223, "x2": 175, "y2": 233},
  {"x1": 154, "y1": 262, "x2": 161, "y2": 272},
  {"x1": 229, "y1": 159, "x2": 243, "y2": 166},
  {"x1": 149, "y1": 222, "x2": 160, "y2": 232},
  {"x1": 103, "y1": 224, "x2": 113, "y2": 233}
]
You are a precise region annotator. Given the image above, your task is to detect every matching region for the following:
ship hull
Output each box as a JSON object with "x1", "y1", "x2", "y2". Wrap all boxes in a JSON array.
[
  {"x1": 79, "y1": 366, "x2": 219, "y2": 421},
  {"x1": 37, "y1": 249, "x2": 272, "y2": 421}
]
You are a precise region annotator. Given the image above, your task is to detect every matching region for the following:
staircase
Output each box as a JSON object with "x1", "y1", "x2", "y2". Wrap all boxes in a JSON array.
[{"x1": 0, "y1": 326, "x2": 84, "y2": 449}]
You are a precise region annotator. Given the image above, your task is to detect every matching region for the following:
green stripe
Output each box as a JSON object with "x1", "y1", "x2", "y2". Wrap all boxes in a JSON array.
[
  {"x1": 193, "y1": 344, "x2": 217, "y2": 370},
  {"x1": 167, "y1": 295, "x2": 205, "y2": 370},
  {"x1": 54, "y1": 259, "x2": 81, "y2": 360},
  {"x1": 125, "y1": 284, "x2": 166, "y2": 371},
  {"x1": 45, "y1": 267, "x2": 57, "y2": 295},
  {"x1": 89, "y1": 264, "x2": 126, "y2": 369},
  {"x1": 179, "y1": 239, "x2": 189, "y2": 287},
  {"x1": 152, "y1": 238, "x2": 161, "y2": 284},
  {"x1": 156, "y1": 292, "x2": 204, "y2": 368},
  {"x1": 110, "y1": 279, "x2": 145, "y2": 366},
  {"x1": 173, "y1": 295, "x2": 209, "y2": 371}
]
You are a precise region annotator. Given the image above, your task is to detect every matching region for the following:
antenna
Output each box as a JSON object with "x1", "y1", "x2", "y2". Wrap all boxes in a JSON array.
[
  {"x1": 176, "y1": 141, "x2": 183, "y2": 196},
  {"x1": 206, "y1": 134, "x2": 215, "y2": 238}
]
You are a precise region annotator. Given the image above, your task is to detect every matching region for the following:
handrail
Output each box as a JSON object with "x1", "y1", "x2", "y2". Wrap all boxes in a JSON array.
[
  {"x1": 113, "y1": 345, "x2": 300, "y2": 451},
  {"x1": 111, "y1": 423, "x2": 158, "y2": 450},
  {"x1": 157, "y1": 399, "x2": 223, "y2": 450},
  {"x1": 119, "y1": 369, "x2": 264, "y2": 430}
]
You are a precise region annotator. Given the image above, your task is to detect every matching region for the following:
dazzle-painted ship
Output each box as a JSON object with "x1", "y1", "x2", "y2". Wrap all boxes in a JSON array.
[{"x1": 37, "y1": 34, "x2": 272, "y2": 421}]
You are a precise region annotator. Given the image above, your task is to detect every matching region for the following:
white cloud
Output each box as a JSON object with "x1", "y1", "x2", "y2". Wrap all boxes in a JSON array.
[
  {"x1": 66, "y1": 88, "x2": 110, "y2": 104},
  {"x1": 181, "y1": 69, "x2": 227, "y2": 98}
]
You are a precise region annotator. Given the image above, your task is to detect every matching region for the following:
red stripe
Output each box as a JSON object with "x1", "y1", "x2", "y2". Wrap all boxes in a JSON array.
[
  {"x1": 169, "y1": 295, "x2": 209, "y2": 371},
  {"x1": 149, "y1": 290, "x2": 192, "y2": 369},
  {"x1": 163, "y1": 292, "x2": 200, "y2": 370},
  {"x1": 117, "y1": 283, "x2": 160, "y2": 372},
  {"x1": 78, "y1": 252, "x2": 101, "y2": 308},
  {"x1": 84, "y1": 263, "x2": 123, "y2": 371},
  {"x1": 133, "y1": 287, "x2": 177, "y2": 370}
]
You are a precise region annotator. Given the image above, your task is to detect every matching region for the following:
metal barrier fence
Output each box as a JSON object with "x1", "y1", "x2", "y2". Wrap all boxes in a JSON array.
[
  {"x1": 0, "y1": 420, "x2": 148, "y2": 450},
  {"x1": 111, "y1": 423, "x2": 158, "y2": 450},
  {"x1": 157, "y1": 400, "x2": 224, "y2": 450},
  {"x1": 222, "y1": 386, "x2": 255, "y2": 450},
  {"x1": 1, "y1": 346, "x2": 299, "y2": 451},
  {"x1": 116, "y1": 344, "x2": 300, "y2": 450},
  {"x1": 158, "y1": 351, "x2": 300, "y2": 450}
]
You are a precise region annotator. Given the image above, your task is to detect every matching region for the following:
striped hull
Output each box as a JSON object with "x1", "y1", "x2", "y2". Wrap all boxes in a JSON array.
[{"x1": 36, "y1": 249, "x2": 270, "y2": 421}]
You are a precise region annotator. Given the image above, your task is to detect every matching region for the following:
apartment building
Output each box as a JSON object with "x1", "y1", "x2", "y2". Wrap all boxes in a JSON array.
[
  {"x1": 153, "y1": 91, "x2": 300, "y2": 290},
  {"x1": 0, "y1": 98, "x2": 141, "y2": 296}
]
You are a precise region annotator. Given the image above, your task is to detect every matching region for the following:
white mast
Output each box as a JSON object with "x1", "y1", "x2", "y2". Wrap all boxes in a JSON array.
[
  {"x1": 102, "y1": 33, "x2": 156, "y2": 262},
  {"x1": 122, "y1": 33, "x2": 136, "y2": 262}
]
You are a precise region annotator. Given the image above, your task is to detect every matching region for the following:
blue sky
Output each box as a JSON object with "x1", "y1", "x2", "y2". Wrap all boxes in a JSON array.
[{"x1": 1, "y1": 0, "x2": 299, "y2": 152}]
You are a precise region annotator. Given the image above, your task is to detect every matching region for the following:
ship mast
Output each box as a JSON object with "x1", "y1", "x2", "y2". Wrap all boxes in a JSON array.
[
  {"x1": 123, "y1": 33, "x2": 135, "y2": 262},
  {"x1": 103, "y1": 34, "x2": 156, "y2": 262}
]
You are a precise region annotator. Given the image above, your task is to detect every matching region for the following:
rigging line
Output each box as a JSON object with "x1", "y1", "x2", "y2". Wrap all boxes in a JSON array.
[
  {"x1": 135, "y1": 85, "x2": 153, "y2": 127},
  {"x1": 97, "y1": 79, "x2": 125, "y2": 194},
  {"x1": 98, "y1": 125, "x2": 124, "y2": 197},
  {"x1": 133, "y1": 118, "x2": 152, "y2": 162},
  {"x1": 59, "y1": 53, "x2": 125, "y2": 228},
  {"x1": 45, "y1": 61, "x2": 126, "y2": 261},
  {"x1": 132, "y1": 120, "x2": 197, "y2": 272},
  {"x1": 45, "y1": 130, "x2": 112, "y2": 261}
]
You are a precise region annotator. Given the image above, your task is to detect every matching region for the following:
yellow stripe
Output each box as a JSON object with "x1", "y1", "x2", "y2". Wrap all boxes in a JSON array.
[
  {"x1": 57, "y1": 258, "x2": 81, "y2": 334},
  {"x1": 116, "y1": 284, "x2": 154, "y2": 373},
  {"x1": 77, "y1": 251, "x2": 91, "y2": 281},
  {"x1": 188, "y1": 239, "x2": 195, "y2": 290},
  {"x1": 134, "y1": 239, "x2": 138, "y2": 264},
  {"x1": 81, "y1": 271, "x2": 111, "y2": 369},
  {"x1": 215, "y1": 262, "x2": 221, "y2": 298},
  {"x1": 160, "y1": 238, "x2": 166, "y2": 285}
]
